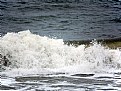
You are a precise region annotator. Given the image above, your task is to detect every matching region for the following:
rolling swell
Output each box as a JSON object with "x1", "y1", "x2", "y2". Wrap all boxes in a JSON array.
[{"x1": 65, "y1": 37, "x2": 121, "y2": 47}]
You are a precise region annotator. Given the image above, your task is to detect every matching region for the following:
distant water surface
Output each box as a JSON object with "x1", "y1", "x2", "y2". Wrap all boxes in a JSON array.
[{"x1": 0, "y1": 0, "x2": 121, "y2": 41}]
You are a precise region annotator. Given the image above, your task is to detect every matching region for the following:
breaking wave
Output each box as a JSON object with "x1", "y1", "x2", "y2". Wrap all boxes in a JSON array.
[{"x1": 0, "y1": 30, "x2": 121, "y2": 76}]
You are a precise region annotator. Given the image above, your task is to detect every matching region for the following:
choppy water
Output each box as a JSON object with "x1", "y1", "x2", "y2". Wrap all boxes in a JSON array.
[
  {"x1": 0, "y1": 0, "x2": 121, "y2": 40},
  {"x1": 0, "y1": 0, "x2": 121, "y2": 91}
]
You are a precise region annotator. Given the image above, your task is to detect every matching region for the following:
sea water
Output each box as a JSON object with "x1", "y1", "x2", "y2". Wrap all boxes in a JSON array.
[
  {"x1": 1, "y1": 0, "x2": 121, "y2": 91},
  {"x1": 0, "y1": 31, "x2": 121, "y2": 91},
  {"x1": 0, "y1": 0, "x2": 121, "y2": 40}
]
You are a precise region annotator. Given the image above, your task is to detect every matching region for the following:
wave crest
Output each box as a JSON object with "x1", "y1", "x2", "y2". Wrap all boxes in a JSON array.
[{"x1": 0, "y1": 30, "x2": 121, "y2": 74}]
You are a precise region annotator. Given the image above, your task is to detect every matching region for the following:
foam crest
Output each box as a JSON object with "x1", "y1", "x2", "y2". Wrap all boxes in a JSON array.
[{"x1": 0, "y1": 30, "x2": 121, "y2": 75}]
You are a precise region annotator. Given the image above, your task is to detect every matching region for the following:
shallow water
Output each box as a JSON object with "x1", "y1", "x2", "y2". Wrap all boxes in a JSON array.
[{"x1": 1, "y1": 73, "x2": 121, "y2": 91}]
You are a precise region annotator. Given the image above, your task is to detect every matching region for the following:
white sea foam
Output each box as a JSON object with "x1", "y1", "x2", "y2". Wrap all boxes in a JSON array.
[{"x1": 0, "y1": 30, "x2": 121, "y2": 76}]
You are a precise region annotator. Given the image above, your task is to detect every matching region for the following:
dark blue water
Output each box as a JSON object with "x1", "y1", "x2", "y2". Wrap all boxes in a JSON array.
[{"x1": 0, "y1": 0, "x2": 121, "y2": 41}]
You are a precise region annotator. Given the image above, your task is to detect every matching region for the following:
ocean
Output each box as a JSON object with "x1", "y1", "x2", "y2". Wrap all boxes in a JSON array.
[{"x1": 0, "y1": 0, "x2": 121, "y2": 91}]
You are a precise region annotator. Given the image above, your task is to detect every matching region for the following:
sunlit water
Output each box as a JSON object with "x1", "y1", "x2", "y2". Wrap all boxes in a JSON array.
[
  {"x1": 0, "y1": 0, "x2": 121, "y2": 91},
  {"x1": 0, "y1": 31, "x2": 121, "y2": 91}
]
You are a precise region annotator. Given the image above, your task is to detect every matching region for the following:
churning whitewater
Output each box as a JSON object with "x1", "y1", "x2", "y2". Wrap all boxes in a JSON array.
[{"x1": 0, "y1": 30, "x2": 121, "y2": 76}]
